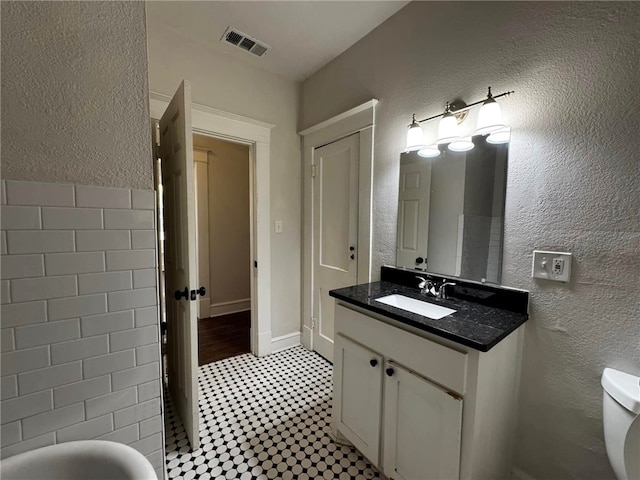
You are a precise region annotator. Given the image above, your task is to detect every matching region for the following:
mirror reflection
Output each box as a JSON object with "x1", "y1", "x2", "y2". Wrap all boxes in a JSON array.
[{"x1": 396, "y1": 136, "x2": 508, "y2": 284}]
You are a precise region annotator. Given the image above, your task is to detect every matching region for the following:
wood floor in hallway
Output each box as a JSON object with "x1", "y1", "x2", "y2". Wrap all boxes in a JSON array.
[{"x1": 198, "y1": 311, "x2": 250, "y2": 366}]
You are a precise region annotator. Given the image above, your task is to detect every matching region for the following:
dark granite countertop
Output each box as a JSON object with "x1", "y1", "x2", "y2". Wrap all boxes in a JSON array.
[{"x1": 329, "y1": 281, "x2": 528, "y2": 352}]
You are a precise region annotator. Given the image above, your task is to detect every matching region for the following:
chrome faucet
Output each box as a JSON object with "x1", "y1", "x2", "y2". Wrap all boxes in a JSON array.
[
  {"x1": 416, "y1": 277, "x2": 456, "y2": 299},
  {"x1": 437, "y1": 281, "x2": 457, "y2": 300},
  {"x1": 415, "y1": 276, "x2": 436, "y2": 296}
]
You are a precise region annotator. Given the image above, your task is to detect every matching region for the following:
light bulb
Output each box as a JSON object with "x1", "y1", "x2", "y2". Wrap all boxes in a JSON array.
[
  {"x1": 437, "y1": 113, "x2": 459, "y2": 144},
  {"x1": 405, "y1": 115, "x2": 425, "y2": 151},
  {"x1": 448, "y1": 137, "x2": 474, "y2": 152},
  {"x1": 486, "y1": 127, "x2": 510, "y2": 144},
  {"x1": 476, "y1": 87, "x2": 505, "y2": 134},
  {"x1": 418, "y1": 145, "x2": 440, "y2": 158}
]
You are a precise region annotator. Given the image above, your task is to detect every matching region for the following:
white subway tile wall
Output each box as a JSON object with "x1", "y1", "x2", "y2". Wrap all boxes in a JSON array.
[
  {"x1": 1, "y1": 281, "x2": 10, "y2": 305},
  {"x1": 0, "y1": 181, "x2": 164, "y2": 476},
  {"x1": 1, "y1": 376, "x2": 18, "y2": 400}
]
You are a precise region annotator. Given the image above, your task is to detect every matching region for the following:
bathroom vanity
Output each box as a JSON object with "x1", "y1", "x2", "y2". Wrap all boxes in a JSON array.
[{"x1": 329, "y1": 268, "x2": 529, "y2": 480}]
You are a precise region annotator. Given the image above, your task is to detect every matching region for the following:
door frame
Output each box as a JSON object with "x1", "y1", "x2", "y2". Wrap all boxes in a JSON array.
[
  {"x1": 299, "y1": 99, "x2": 378, "y2": 356},
  {"x1": 150, "y1": 91, "x2": 274, "y2": 357}
]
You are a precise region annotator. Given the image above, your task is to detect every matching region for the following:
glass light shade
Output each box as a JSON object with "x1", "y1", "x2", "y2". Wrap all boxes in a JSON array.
[
  {"x1": 405, "y1": 123, "x2": 425, "y2": 151},
  {"x1": 475, "y1": 98, "x2": 505, "y2": 134},
  {"x1": 448, "y1": 137, "x2": 474, "y2": 152},
  {"x1": 486, "y1": 127, "x2": 511, "y2": 144},
  {"x1": 417, "y1": 145, "x2": 440, "y2": 158},
  {"x1": 436, "y1": 113, "x2": 459, "y2": 144}
]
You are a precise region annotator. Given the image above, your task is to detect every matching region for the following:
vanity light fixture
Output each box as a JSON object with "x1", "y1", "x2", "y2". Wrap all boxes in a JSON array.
[
  {"x1": 475, "y1": 87, "x2": 505, "y2": 134},
  {"x1": 486, "y1": 127, "x2": 511, "y2": 144},
  {"x1": 436, "y1": 103, "x2": 460, "y2": 144},
  {"x1": 448, "y1": 137, "x2": 475, "y2": 152},
  {"x1": 405, "y1": 114, "x2": 426, "y2": 152},
  {"x1": 405, "y1": 86, "x2": 514, "y2": 155},
  {"x1": 417, "y1": 145, "x2": 441, "y2": 158}
]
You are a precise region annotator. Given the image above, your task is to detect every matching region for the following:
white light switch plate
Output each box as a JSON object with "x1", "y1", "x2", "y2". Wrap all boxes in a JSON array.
[
  {"x1": 532, "y1": 250, "x2": 572, "y2": 282},
  {"x1": 274, "y1": 220, "x2": 283, "y2": 234}
]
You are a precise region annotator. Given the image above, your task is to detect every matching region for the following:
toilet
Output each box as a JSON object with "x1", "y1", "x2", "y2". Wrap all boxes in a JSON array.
[{"x1": 601, "y1": 368, "x2": 640, "y2": 480}]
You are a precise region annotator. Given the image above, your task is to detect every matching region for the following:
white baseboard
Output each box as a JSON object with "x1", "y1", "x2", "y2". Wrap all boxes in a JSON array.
[
  {"x1": 511, "y1": 467, "x2": 537, "y2": 480},
  {"x1": 271, "y1": 331, "x2": 301, "y2": 353},
  {"x1": 301, "y1": 324, "x2": 313, "y2": 350},
  {"x1": 209, "y1": 298, "x2": 251, "y2": 317}
]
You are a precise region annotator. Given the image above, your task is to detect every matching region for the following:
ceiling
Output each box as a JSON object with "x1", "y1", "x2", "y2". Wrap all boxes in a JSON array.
[{"x1": 145, "y1": 1, "x2": 409, "y2": 82}]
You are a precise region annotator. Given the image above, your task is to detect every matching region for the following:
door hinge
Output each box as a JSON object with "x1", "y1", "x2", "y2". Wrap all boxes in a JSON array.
[
  {"x1": 254, "y1": 260, "x2": 258, "y2": 268},
  {"x1": 311, "y1": 317, "x2": 317, "y2": 329},
  {"x1": 311, "y1": 164, "x2": 317, "y2": 178}
]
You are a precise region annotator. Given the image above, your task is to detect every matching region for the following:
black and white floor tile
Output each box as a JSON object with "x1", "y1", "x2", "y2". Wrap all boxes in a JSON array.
[{"x1": 164, "y1": 345, "x2": 382, "y2": 480}]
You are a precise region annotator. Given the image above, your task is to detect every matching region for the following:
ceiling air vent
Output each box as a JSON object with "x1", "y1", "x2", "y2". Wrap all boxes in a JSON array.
[{"x1": 221, "y1": 27, "x2": 270, "y2": 58}]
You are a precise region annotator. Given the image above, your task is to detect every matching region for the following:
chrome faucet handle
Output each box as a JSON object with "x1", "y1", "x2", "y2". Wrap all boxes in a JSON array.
[
  {"x1": 437, "y1": 282, "x2": 457, "y2": 300},
  {"x1": 416, "y1": 276, "x2": 436, "y2": 296}
]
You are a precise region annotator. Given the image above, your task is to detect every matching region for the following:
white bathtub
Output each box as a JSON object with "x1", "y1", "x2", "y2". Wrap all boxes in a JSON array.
[{"x1": 0, "y1": 440, "x2": 158, "y2": 479}]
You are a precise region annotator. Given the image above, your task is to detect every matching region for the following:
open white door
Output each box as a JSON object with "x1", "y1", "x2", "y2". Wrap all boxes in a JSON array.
[
  {"x1": 312, "y1": 133, "x2": 359, "y2": 361},
  {"x1": 396, "y1": 156, "x2": 431, "y2": 270},
  {"x1": 159, "y1": 80, "x2": 200, "y2": 450}
]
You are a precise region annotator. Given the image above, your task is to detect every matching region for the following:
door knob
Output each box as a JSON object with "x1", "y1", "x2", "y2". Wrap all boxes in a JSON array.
[
  {"x1": 197, "y1": 286, "x2": 206, "y2": 296},
  {"x1": 174, "y1": 287, "x2": 188, "y2": 301},
  {"x1": 369, "y1": 359, "x2": 378, "y2": 367},
  {"x1": 385, "y1": 367, "x2": 395, "y2": 377},
  {"x1": 349, "y1": 246, "x2": 355, "y2": 251},
  {"x1": 416, "y1": 257, "x2": 424, "y2": 264}
]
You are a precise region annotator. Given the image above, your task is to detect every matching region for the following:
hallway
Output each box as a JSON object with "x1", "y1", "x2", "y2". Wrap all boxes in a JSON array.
[{"x1": 198, "y1": 312, "x2": 251, "y2": 366}]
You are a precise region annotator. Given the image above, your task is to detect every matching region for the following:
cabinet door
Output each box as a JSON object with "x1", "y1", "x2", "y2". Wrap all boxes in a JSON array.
[
  {"x1": 383, "y1": 361, "x2": 463, "y2": 480},
  {"x1": 333, "y1": 334, "x2": 383, "y2": 464}
]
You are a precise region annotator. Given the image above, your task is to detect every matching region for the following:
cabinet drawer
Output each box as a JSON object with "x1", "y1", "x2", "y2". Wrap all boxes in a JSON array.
[{"x1": 335, "y1": 303, "x2": 468, "y2": 394}]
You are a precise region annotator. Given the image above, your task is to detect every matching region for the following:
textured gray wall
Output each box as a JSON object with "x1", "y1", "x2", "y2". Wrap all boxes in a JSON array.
[
  {"x1": 302, "y1": 2, "x2": 640, "y2": 479},
  {"x1": 1, "y1": 1, "x2": 153, "y2": 189}
]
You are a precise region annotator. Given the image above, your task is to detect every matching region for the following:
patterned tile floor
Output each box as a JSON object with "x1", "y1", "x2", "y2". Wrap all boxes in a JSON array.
[{"x1": 164, "y1": 346, "x2": 382, "y2": 479}]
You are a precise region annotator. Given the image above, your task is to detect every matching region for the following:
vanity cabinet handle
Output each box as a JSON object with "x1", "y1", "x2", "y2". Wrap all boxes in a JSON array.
[
  {"x1": 386, "y1": 367, "x2": 395, "y2": 377},
  {"x1": 369, "y1": 359, "x2": 378, "y2": 367}
]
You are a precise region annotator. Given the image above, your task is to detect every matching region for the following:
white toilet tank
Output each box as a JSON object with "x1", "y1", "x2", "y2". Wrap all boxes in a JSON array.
[{"x1": 601, "y1": 368, "x2": 640, "y2": 480}]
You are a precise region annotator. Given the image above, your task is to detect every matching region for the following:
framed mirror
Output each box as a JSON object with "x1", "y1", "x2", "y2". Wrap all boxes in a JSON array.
[{"x1": 396, "y1": 135, "x2": 508, "y2": 284}]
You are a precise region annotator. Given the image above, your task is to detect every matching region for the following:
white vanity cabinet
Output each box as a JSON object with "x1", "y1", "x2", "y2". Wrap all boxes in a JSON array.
[
  {"x1": 333, "y1": 334, "x2": 383, "y2": 463},
  {"x1": 383, "y1": 361, "x2": 463, "y2": 480},
  {"x1": 332, "y1": 302, "x2": 524, "y2": 480}
]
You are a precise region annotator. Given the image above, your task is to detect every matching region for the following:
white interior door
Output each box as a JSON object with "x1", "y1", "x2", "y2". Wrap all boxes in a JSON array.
[
  {"x1": 396, "y1": 157, "x2": 431, "y2": 270},
  {"x1": 160, "y1": 80, "x2": 200, "y2": 450},
  {"x1": 312, "y1": 133, "x2": 359, "y2": 361}
]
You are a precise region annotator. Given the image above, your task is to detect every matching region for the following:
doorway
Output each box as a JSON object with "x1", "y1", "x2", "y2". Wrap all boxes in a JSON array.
[
  {"x1": 193, "y1": 134, "x2": 252, "y2": 365},
  {"x1": 151, "y1": 82, "x2": 274, "y2": 451}
]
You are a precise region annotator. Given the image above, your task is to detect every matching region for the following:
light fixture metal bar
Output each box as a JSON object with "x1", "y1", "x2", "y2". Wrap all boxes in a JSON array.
[{"x1": 408, "y1": 90, "x2": 515, "y2": 127}]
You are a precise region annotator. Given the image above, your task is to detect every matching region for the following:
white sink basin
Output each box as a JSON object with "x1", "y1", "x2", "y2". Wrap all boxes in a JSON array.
[{"x1": 375, "y1": 294, "x2": 456, "y2": 319}]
